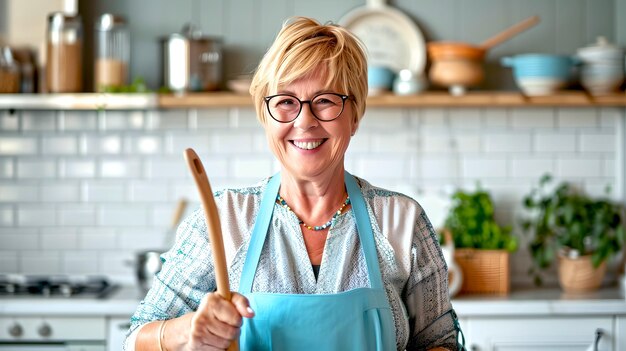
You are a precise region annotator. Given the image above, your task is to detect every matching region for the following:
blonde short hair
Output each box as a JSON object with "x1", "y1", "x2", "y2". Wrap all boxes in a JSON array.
[{"x1": 249, "y1": 17, "x2": 368, "y2": 126}]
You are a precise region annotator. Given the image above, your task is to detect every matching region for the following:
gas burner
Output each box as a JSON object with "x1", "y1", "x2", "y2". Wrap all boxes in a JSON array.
[{"x1": 0, "y1": 274, "x2": 117, "y2": 299}]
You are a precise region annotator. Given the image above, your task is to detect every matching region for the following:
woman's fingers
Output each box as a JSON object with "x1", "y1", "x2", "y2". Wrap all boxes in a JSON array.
[
  {"x1": 188, "y1": 291, "x2": 252, "y2": 349},
  {"x1": 231, "y1": 292, "x2": 255, "y2": 318}
]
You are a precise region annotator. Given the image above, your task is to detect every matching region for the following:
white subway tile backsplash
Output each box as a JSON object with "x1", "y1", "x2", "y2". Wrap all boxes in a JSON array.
[
  {"x1": 100, "y1": 158, "x2": 143, "y2": 178},
  {"x1": 599, "y1": 108, "x2": 620, "y2": 128},
  {"x1": 232, "y1": 157, "x2": 273, "y2": 179},
  {"x1": 0, "y1": 206, "x2": 13, "y2": 226},
  {"x1": 0, "y1": 111, "x2": 19, "y2": 130},
  {"x1": 17, "y1": 205, "x2": 57, "y2": 226},
  {"x1": 534, "y1": 132, "x2": 576, "y2": 152},
  {"x1": 510, "y1": 158, "x2": 555, "y2": 178},
  {"x1": 42, "y1": 136, "x2": 79, "y2": 155},
  {"x1": 232, "y1": 108, "x2": 260, "y2": 128},
  {"x1": 449, "y1": 108, "x2": 482, "y2": 129},
  {"x1": 63, "y1": 251, "x2": 100, "y2": 274},
  {"x1": 99, "y1": 251, "x2": 134, "y2": 275},
  {"x1": 80, "y1": 228, "x2": 117, "y2": 249},
  {"x1": 99, "y1": 205, "x2": 149, "y2": 226},
  {"x1": 0, "y1": 137, "x2": 38, "y2": 155},
  {"x1": 129, "y1": 181, "x2": 170, "y2": 202},
  {"x1": 356, "y1": 155, "x2": 407, "y2": 179},
  {"x1": 557, "y1": 108, "x2": 598, "y2": 128},
  {"x1": 81, "y1": 134, "x2": 122, "y2": 154},
  {"x1": 579, "y1": 132, "x2": 615, "y2": 153},
  {"x1": 126, "y1": 135, "x2": 163, "y2": 155},
  {"x1": 166, "y1": 133, "x2": 211, "y2": 154},
  {"x1": 58, "y1": 204, "x2": 97, "y2": 226},
  {"x1": 20, "y1": 251, "x2": 62, "y2": 275},
  {"x1": 511, "y1": 108, "x2": 555, "y2": 129},
  {"x1": 59, "y1": 159, "x2": 96, "y2": 178},
  {"x1": 420, "y1": 108, "x2": 447, "y2": 126},
  {"x1": 372, "y1": 133, "x2": 414, "y2": 153},
  {"x1": 101, "y1": 110, "x2": 145, "y2": 130},
  {"x1": 483, "y1": 134, "x2": 531, "y2": 153},
  {"x1": 0, "y1": 184, "x2": 38, "y2": 202},
  {"x1": 16, "y1": 159, "x2": 56, "y2": 179},
  {"x1": 145, "y1": 158, "x2": 188, "y2": 179},
  {"x1": 41, "y1": 183, "x2": 80, "y2": 202},
  {"x1": 0, "y1": 251, "x2": 18, "y2": 272},
  {"x1": 147, "y1": 110, "x2": 188, "y2": 130},
  {"x1": 0, "y1": 228, "x2": 39, "y2": 249},
  {"x1": 197, "y1": 108, "x2": 231, "y2": 128},
  {"x1": 22, "y1": 111, "x2": 56, "y2": 131},
  {"x1": 82, "y1": 181, "x2": 127, "y2": 202},
  {"x1": 557, "y1": 157, "x2": 603, "y2": 177},
  {"x1": 41, "y1": 229, "x2": 79, "y2": 249},
  {"x1": 60, "y1": 111, "x2": 97, "y2": 131},
  {"x1": 461, "y1": 158, "x2": 507, "y2": 178},
  {"x1": 483, "y1": 108, "x2": 509, "y2": 129},
  {"x1": 361, "y1": 108, "x2": 405, "y2": 128},
  {"x1": 419, "y1": 157, "x2": 460, "y2": 180},
  {"x1": 0, "y1": 104, "x2": 622, "y2": 283},
  {"x1": 0, "y1": 158, "x2": 13, "y2": 178},
  {"x1": 212, "y1": 132, "x2": 254, "y2": 153}
]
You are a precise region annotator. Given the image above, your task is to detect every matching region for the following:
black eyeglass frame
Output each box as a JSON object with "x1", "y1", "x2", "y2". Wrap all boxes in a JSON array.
[{"x1": 263, "y1": 92, "x2": 351, "y2": 123}]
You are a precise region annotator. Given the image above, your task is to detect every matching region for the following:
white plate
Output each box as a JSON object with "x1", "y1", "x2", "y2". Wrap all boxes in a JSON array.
[{"x1": 339, "y1": 2, "x2": 426, "y2": 74}]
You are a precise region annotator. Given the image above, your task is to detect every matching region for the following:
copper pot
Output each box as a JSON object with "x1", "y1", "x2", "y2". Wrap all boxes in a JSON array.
[{"x1": 427, "y1": 42, "x2": 486, "y2": 96}]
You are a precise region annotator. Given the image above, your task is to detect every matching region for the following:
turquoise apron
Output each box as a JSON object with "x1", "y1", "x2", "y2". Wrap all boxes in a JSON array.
[{"x1": 238, "y1": 172, "x2": 397, "y2": 351}]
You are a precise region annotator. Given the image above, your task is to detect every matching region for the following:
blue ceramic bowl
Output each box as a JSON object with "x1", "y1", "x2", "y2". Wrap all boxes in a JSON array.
[
  {"x1": 501, "y1": 54, "x2": 578, "y2": 80},
  {"x1": 368, "y1": 66, "x2": 395, "y2": 93}
]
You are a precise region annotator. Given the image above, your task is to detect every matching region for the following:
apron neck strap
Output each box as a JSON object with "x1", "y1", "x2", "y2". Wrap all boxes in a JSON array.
[{"x1": 238, "y1": 172, "x2": 385, "y2": 293}]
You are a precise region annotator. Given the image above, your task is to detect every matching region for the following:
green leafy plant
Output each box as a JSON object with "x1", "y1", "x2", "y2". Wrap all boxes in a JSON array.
[
  {"x1": 522, "y1": 174, "x2": 626, "y2": 285},
  {"x1": 99, "y1": 77, "x2": 150, "y2": 93},
  {"x1": 444, "y1": 188, "x2": 518, "y2": 252}
]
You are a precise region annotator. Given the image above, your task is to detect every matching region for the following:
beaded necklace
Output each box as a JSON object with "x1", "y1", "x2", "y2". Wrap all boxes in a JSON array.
[{"x1": 276, "y1": 194, "x2": 351, "y2": 231}]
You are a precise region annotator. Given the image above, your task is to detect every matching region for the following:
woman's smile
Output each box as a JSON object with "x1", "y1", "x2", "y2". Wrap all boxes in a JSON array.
[{"x1": 291, "y1": 139, "x2": 327, "y2": 150}]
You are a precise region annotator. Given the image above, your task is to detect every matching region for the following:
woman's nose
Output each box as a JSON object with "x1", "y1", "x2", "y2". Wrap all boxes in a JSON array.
[{"x1": 293, "y1": 103, "x2": 319, "y2": 130}]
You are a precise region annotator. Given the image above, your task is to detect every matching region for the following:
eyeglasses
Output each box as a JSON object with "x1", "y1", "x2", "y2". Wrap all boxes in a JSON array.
[{"x1": 264, "y1": 93, "x2": 350, "y2": 123}]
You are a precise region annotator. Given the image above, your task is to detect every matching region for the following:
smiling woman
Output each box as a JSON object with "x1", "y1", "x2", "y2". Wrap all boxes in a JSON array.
[{"x1": 127, "y1": 16, "x2": 465, "y2": 351}]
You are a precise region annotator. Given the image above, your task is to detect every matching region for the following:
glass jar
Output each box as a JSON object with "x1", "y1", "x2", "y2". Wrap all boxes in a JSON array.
[
  {"x1": 46, "y1": 12, "x2": 83, "y2": 93},
  {"x1": 94, "y1": 14, "x2": 129, "y2": 92},
  {"x1": 0, "y1": 47, "x2": 21, "y2": 93}
]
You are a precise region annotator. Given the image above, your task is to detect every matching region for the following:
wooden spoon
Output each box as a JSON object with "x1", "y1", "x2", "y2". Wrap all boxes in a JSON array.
[
  {"x1": 184, "y1": 148, "x2": 238, "y2": 351},
  {"x1": 480, "y1": 15, "x2": 540, "y2": 50}
]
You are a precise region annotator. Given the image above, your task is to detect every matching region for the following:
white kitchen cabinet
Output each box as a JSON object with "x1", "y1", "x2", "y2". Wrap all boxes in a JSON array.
[
  {"x1": 107, "y1": 317, "x2": 131, "y2": 351},
  {"x1": 460, "y1": 316, "x2": 612, "y2": 351}
]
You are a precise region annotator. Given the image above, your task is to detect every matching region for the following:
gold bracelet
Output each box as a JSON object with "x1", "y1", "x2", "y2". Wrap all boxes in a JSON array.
[{"x1": 157, "y1": 320, "x2": 168, "y2": 351}]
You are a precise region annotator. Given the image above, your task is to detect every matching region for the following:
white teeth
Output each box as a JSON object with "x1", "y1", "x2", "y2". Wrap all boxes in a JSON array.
[{"x1": 293, "y1": 140, "x2": 323, "y2": 150}]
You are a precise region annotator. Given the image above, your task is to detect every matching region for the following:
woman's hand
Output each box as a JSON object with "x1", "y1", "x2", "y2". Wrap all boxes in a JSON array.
[{"x1": 186, "y1": 292, "x2": 254, "y2": 350}]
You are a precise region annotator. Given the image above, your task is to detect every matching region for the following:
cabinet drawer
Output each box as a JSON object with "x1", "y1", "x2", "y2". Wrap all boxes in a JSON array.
[{"x1": 464, "y1": 316, "x2": 612, "y2": 351}]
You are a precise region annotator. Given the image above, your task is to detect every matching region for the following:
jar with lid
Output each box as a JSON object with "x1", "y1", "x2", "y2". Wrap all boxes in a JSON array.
[
  {"x1": 46, "y1": 12, "x2": 83, "y2": 93},
  {"x1": 94, "y1": 14, "x2": 129, "y2": 92}
]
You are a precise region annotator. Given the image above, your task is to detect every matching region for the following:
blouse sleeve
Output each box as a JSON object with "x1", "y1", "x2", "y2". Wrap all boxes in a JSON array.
[
  {"x1": 404, "y1": 209, "x2": 462, "y2": 350},
  {"x1": 126, "y1": 208, "x2": 217, "y2": 337}
]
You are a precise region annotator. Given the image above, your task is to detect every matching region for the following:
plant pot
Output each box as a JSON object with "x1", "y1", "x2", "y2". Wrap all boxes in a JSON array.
[
  {"x1": 558, "y1": 254, "x2": 607, "y2": 293},
  {"x1": 454, "y1": 249, "x2": 510, "y2": 295}
]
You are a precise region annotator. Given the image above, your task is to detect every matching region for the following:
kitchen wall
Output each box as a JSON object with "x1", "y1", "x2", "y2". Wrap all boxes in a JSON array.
[
  {"x1": 0, "y1": 0, "x2": 625, "y2": 287},
  {"x1": 0, "y1": 106, "x2": 623, "y2": 287}
]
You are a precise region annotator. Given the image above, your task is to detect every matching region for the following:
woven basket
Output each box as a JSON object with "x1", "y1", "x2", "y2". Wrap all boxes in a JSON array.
[
  {"x1": 454, "y1": 249, "x2": 510, "y2": 295},
  {"x1": 558, "y1": 254, "x2": 607, "y2": 293}
]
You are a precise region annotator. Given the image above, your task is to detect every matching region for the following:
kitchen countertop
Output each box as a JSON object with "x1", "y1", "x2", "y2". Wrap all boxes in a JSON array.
[{"x1": 1, "y1": 286, "x2": 625, "y2": 317}]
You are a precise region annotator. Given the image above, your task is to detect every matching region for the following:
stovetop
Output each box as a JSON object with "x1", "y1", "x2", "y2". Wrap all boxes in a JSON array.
[{"x1": 0, "y1": 274, "x2": 119, "y2": 299}]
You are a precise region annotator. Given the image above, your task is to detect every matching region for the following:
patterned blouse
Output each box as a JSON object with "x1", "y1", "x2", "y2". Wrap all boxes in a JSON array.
[{"x1": 126, "y1": 176, "x2": 461, "y2": 350}]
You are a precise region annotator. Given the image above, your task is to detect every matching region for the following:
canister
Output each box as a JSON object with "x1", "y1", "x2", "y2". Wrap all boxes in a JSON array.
[
  {"x1": 161, "y1": 24, "x2": 223, "y2": 92},
  {"x1": 46, "y1": 12, "x2": 82, "y2": 93},
  {"x1": 94, "y1": 14, "x2": 130, "y2": 91}
]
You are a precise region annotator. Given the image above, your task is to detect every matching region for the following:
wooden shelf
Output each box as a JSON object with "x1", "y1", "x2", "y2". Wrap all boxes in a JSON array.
[
  {"x1": 1, "y1": 91, "x2": 625, "y2": 110},
  {"x1": 159, "y1": 91, "x2": 626, "y2": 108}
]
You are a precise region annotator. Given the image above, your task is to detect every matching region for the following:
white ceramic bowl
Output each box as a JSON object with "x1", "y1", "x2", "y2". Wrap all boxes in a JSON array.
[
  {"x1": 515, "y1": 77, "x2": 567, "y2": 96},
  {"x1": 581, "y1": 76, "x2": 624, "y2": 95}
]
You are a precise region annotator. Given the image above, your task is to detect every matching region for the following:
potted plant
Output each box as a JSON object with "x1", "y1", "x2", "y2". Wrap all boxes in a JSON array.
[
  {"x1": 443, "y1": 187, "x2": 518, "y2": 295},
  {"x1": 522, "y1": 174, "x2": 626, "y2": 292}
]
